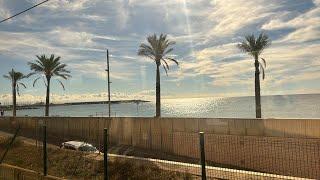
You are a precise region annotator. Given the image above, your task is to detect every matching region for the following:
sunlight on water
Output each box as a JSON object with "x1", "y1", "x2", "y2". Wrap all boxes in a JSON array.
[
  {"x1": 5, "y1": 94, "x2": 320, "y2": 118},
  {"x1": 162, "y1": 97, "x2": 223, "y2": 117}
]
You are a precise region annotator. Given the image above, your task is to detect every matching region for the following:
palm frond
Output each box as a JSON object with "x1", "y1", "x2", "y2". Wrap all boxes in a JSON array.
[
  {"x1": 147, "y1": 34, "x2": 159, "y2": 53},
  {"x1": 259, "y1": 62, "x2": 266, "y2": 80},
  {"x1": 161, "y1": 63, "x2": 168, "y2": 76},
  {"x1": 54, "y1": 73, "x2": 72, "y2": 80},
  {"x1": 166, "y1": 58, "x2": 179, "y2": 65},
  {"x1": 256, "y1": 33, "x2": 271, "y2": 54},
  {"x1": 245, "y1": 34, "x2": 256, "y2": 49},
  {"x1": 237, "y1": 42, "x2": 251, "y2": 53},
  {"x1": 161, "y1": 59, "x2": 170, "y2": 70},
  {"x1": 56, "y1": 79, "x2": 65, "y2": 90},
  {"x1": 16, "y1": 84, "x2": 20, "y2": 96},
  {"x1": 26, "y1": 72, "x2": 35, "y2": 78},
  {"x1": 260, "y1": 58, "x2": 266, "y2": 68},
  {"x1": 164, "y1": 48, "x2": 174, "y2": 55},
  {"x1": 29, "y1": 54, "x2": 71, "y2": 88},
  {"x1": 237, "y1": 33, "x2": 271, "y2": 57},
  {"x1": 28, "y1": 62, "x2": 44, "y2": 73},
  {"x1": 138, "y1": 43, "x2": 156, "y2": 59},
  {"x1": 3, "y1": 75, "x2": 10, "y2": 80},
  {"x1": 42, "y1": 77, "x2": 48, "y2": 87},
  {"x1": 33, "y1": 77, "x2": 42, "y2": 87},
  {"x1": 138, "y1": 34, "x2": 179, "y2": 74},
  {"x1": 18, "y1": 82, "x2": 27, "y2": 89},
  {"x1": 167, "y1": 41, "x2": 176, "y2": 47},
  {"x1": 3, "y1": 69, "x2": 29, "y2": 84}
]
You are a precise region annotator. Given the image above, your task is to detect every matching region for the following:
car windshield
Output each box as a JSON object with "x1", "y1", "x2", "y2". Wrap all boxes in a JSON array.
[{"x1": 78, "y1": 145, "x2": 97, "y2": 152}]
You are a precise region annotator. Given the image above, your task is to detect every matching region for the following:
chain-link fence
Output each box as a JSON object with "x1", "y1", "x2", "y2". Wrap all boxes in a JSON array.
[{"x1": 0, "y1": 117, "x2": 319, "y2": 179}]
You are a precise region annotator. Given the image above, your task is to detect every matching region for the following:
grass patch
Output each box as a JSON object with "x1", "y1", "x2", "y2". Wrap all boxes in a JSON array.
[
  {"x1": 0, "y1": 136, "x2": 23, "y2": 148},
  {"x1": 108, "y1": 159, "x2": 194, "y2": 180},
  {"x1": 0, "y1": 137, "x2": 197, "y2": 179}
]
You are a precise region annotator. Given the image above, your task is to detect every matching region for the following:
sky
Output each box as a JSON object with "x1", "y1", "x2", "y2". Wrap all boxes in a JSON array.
[{"x1": 0, "y1": 0, "x2": 319, "y2": 103}]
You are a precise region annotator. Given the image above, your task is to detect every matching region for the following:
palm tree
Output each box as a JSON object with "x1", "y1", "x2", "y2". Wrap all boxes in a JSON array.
[
  {"x1": 3, "y1": 69, "x2": 29, "y2": 117},
  {"x1": 237, "y1": 33, "x2": 271, "y2": 118},
  {"x1": 28, "y1": 54, "x2": 71, "y2": 116},
  {"x1": 138, "y1": 34, "x2": 178, "y2": 117}
]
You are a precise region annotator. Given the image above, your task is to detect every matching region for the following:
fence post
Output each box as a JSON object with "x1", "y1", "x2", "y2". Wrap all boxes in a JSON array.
[
  {"x1": 0, "y1": 126, "x2": 20, "y2": 164},
  {"x1": 104, "y1": 128, "x2": 108, "y2": 180},
  {"x1": 199, "y1": 132, "x2": 206, "y2": 180},
  {"x1": 43, "y1": 125, "x2": 47, "y2": 176}
]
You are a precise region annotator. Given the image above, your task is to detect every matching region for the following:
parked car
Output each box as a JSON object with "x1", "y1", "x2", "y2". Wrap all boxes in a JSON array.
[{"x1": 61, "y1": 141, "x2": 100, "y2": 153}]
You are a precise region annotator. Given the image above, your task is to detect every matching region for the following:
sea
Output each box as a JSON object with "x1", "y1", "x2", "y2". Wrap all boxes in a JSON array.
[{"x1": 4, "y1": 94, "x2": 320, "y2": 118}]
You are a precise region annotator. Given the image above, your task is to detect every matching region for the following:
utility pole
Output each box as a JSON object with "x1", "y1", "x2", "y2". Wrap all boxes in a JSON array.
[{"x1": 105, "y1": 50, "x2": 111, "y2": 117}]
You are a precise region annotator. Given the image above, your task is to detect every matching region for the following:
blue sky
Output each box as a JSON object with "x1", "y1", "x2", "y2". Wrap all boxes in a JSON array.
[{"x1": 0, "y1": 0, "x2": 319, "y2": 103}]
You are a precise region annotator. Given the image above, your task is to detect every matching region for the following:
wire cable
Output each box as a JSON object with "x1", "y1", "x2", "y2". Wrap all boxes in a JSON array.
[{"x1": 0, "y1": 0, "x2": 51, "y2": 24}]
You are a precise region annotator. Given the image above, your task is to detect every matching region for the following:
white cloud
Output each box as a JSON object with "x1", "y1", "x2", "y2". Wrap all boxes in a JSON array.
[
  {"x1": 205, "y1": 0, "x2": 277, "y2": 36},
  {"x1": 114, "y1": 0, "x2": 130, "y2": 29},
  {"x1": 71, "y1": 60, "x2": 135, "y2": 80},
  {"x1": 170, "y1": 43, "x2": 243, "y2": 82},
  {"x1": 262, "y1": 2, "x2": 320, "y2": 43},
  {"x1": 49, "y1": 28, "x2": 94, "y2": 47},
  {"x1": 0, "y1": 31, "x2": 85, "y2": 61},
  {"x1": 28, "y1": 0, "x2": 93, "y2": 11},
  {"x1": 47, "y1": 28, "x2": 123, "y2": 49},
  {"x1": 196, "y1": 43, "x2": 238, "y2": 60},
  {"x1": 0, "y1": 89, "x2": 155, "y2": 104},
  {"x1": 0, "y1": 1, "x2": 11, "y2": 19},
  {"x1": 80, "y1": 14, "x2": 107, "y2": 22},
  {"x1": 279, "y1": 26, "x2": 320, "y2": 43}
]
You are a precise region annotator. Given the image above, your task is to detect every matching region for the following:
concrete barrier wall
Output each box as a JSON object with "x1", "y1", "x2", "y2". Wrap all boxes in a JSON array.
[
  {"x1": 1, "y1": 117, "x2": 319, "y2": 138},
  {"x1": 0, "y1": 117, "x2": 319, "y2": 179}
]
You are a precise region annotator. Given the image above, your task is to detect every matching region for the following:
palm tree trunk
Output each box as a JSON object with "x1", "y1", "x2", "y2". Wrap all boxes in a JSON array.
[
  {"x1": 156, "y1": 64, "x2": 161, "y2": 117},
  {"x1": 254, "y1": 56, "x2": 262, "y2": 118},
  {"x1": 45, "y1": 77, "x2": 51, "y2": 117},
  {"x1": 12, "y1": 82, "x2": 16, "y2": 117}
]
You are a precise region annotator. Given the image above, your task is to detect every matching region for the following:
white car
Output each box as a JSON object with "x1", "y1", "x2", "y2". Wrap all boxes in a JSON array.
[{"x1": 61, "y1": 141, "x2": 100, "y2": 153}]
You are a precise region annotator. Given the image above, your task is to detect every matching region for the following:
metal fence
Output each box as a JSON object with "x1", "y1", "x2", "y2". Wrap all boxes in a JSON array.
[{"x1": 0, "y1": 118, "x2": 319, "y2": 179}]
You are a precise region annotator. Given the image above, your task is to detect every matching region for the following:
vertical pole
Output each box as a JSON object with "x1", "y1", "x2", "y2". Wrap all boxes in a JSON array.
[
  {"x1": 0, "y1": 126, "x2": 20, "y2": 164},
  {"x1": 35, "y1": 120, "x2": 38, "y2": 148},
  {"x1": 106, "y1": 50, "x2": 111, "y2": 118},
  {"x1": 43, "y1": 125, "x2": 47, "y2": 176},
  {"x1": 104, "y1": 128, "x2": 108, "y2": 180},
  {"x1": 199, "y1": 132, "x2": 206, "y2": 180},
  {"x1": 136, "y1": 102, "x2": 139, "y2": 116}
]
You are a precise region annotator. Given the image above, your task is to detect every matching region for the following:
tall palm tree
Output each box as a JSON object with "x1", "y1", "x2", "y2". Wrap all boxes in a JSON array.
[
  {"x1": 3, "y1": 69, "x2": 29, "y2": 117},
  {"x1": 237, "y1": 33, "x2": 271, "y2": 118},
  {"x1": 138, "y1": 34, "x2": 178, "y2": 117},
  {"x1": 28, "y1": 54, "x2": 71, "y2": 116}
]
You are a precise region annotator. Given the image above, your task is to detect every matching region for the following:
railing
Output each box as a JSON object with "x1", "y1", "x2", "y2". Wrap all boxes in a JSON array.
[{"x1": 0, "y1": 117, "x2": 318, "y2": 179}]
